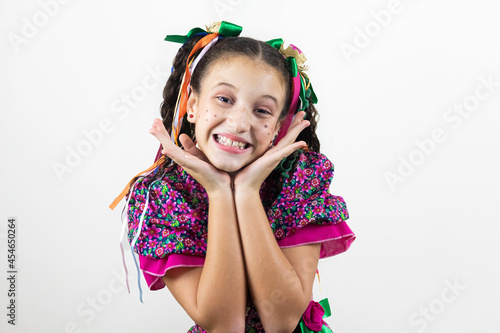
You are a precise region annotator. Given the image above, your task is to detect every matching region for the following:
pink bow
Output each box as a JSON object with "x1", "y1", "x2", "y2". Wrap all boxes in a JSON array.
[{"x1": 302, "y1": 300, "x2": 325, "y2": 331}]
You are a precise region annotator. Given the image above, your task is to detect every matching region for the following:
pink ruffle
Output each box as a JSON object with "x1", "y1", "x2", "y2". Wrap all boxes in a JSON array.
[
  {"x1": 139, "y1": 254, "x2": 205, "y2": 290},
  {"x1": 139, "y1": 222, "x2": 354, "y2": 291},
  {"x1": 278, "y1": 221, "x2": 355, "y2": 259}
]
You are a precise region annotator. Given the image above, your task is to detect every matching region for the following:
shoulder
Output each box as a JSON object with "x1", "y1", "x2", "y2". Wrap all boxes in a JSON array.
[
  {"x1": 287, "y1": 150, "x2": 335, "y2": 190},
  {"x1": 264, "y1": 150, "x2": 350, "y2": 242},
  {"x1": 130, "y1": 163, "x2": 207, "y2": 203},
  {"x1": 127, "y1": 163, "x2": 209, "y2": 258},
  {"x1": 260, "y1": 150, "x2": 335, "y2": 206},
  {"x1": 297, "y1": 150, "x2": 334, "y2": 172}
]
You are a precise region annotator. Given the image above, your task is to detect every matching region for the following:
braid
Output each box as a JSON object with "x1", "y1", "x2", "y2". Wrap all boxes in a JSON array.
[{"x1": 297, "y1": 99, "x2": 320, "y2": 153}]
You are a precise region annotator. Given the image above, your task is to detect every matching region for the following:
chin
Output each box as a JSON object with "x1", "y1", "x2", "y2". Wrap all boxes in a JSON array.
[
  {"x1": 210, "y1": 159, "x2": 247, "y2": 173},
  {"x1": 214, "y1": 163, "x2": 244, "y2": 173}
]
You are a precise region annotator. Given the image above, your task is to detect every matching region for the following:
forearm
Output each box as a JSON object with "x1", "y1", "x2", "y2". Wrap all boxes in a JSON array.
[
  {"x1": 234, "y1": 188, "x2": 312, "y2": 331},
  {"x1": 194, "y1": 188, "x2": 247, "y2": 330}
]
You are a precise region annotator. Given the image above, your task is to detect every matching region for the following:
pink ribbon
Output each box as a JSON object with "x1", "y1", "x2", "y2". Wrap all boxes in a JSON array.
[{"x1": 302, "y1": 300, "x2": 326, "y2": 331}]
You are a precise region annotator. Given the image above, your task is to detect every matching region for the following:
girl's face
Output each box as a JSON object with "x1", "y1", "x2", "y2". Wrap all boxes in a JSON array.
[{"x1": 187, "y1": 55, "x2": 286, "y2": 173}]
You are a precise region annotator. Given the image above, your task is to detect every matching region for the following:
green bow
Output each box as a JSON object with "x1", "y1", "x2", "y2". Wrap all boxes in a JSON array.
[
  {"x1": 266, "y1": 38, "x2": 318, "y2": 111},
  {"x1": 164, "y1": 21, "x2": 242, "y2": 43},
  {"x1": 299, "y1": 298, "x2": 333, "y2": 333}
]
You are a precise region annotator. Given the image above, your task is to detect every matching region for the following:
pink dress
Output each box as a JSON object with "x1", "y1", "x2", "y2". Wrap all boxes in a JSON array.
[{"x1": 126, "y1": 151, "x2": 355, "y2": 332}]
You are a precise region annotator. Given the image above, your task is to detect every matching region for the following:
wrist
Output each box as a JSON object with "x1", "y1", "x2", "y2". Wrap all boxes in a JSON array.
[
  {"x1": 232, "y1": 178, "x2": 263, "y2": 194},
  {"x1": 206, "y1": 186, "x2": 234, "y2": 201},
  {"x1": 233, "y1": 185, "x2": 260, "y2": 202}
]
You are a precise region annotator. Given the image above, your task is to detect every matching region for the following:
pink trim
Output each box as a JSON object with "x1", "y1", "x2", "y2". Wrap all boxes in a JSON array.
[
  {"x1": 277, "y1": 222, "x2": 355, "y2": 258},
  {"x1": 154, "y1": 144, "x2": 163, "y2": 162},
  {"x1": 139, "y1": 254, "x2": 205, "y2": 290},
  {"x1": 275, "y1": 72, "x2": 301, "y2": 144},
  {"x1": 138, "y1": 223, "x2": 354, "y2": 291}
]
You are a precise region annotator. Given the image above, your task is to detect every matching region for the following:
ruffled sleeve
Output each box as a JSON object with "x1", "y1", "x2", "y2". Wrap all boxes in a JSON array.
[
  {"x1": 262, "y1": 151, "x2": 355, "y2": 258},
  {"x1": 127, "y1": 164, "x2": 209, "y2": 290}
]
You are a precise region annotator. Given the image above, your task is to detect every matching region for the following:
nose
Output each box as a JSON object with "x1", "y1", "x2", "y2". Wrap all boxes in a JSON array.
[{"x1": 227, "y1": 106, "x2": 251, "y2": 133}]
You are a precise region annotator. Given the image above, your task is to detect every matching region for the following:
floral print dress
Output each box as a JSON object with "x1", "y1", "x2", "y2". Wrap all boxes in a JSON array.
[{"x1": 126, "y1": 151, "x2": 355, "y2": 332}]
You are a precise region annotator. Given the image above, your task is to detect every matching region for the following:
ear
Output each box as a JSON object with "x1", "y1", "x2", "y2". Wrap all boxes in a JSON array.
[{"x1": 186, "y1": 90, "x2": 198, "y2": 124}]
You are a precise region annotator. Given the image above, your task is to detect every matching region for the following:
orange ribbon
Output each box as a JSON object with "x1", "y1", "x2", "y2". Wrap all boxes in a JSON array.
[
  {"x1": 109, "y1": 155, "x2": 166, "y2": 210},
  {"x1": 172, "y1": 33, "x2": 220, "y2": 145}
]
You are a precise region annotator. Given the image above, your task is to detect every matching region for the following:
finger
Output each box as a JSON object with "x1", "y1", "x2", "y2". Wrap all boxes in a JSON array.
[
  {"x1": 264, "y1": 137, "x2": 307, "y2": 166},
  {"x1": 272, "y1": 140, "x2": 307, "y2": 160},
  {"x1": 278, "y1": 140, "x2": 307, "y2": 157},
  {"x1": 288, "y1": 111, "x2": 310, "y2": 136},
  {"x1": 275, "y1": 113, "x2": 310, "y2": 148},
  {"x1": 149, "y1": 118, "x2": 170, "y2": 143},
  {"x1": 161, "y1": 133, "x2": 215, "y2": 177},
  {"x1": 178, "y1": 134, "x2": 209, "y2": 163},
  {"x1": 148, "y1": 120, "x2": 188, "y2": 163},
  {"x1": 148, "y1": 120, "x2": 195, "y2": 164}
]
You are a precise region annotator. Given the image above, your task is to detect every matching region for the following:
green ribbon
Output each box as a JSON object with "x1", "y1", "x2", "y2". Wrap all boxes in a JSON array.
[
  {"x1": 265, "y1": 38, "x2": 317, "y2": 111},
  {"x1": 299, "y1": 298, "x2": 333, "y2": 333},
  {"x1": 266, "y1": 38, "x2": 284, "y2": 49},
  {"x1": 279, "y1": 149, "x2": 302, "y2": 178},
  {"x1": 164, "y1": 21, "x2": 242, "y2": 43}
]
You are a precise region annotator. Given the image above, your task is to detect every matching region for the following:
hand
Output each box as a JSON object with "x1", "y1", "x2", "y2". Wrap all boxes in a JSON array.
[
  {"x1": 233, "y1": 111, "x2": 310, "y2": 192},
  {"x1": 149, "y1": 118, "x2": 232, "y2": 195}
]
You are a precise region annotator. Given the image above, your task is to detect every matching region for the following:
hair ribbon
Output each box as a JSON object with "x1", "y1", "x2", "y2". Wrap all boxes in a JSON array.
[
  {"x1": 164, "y1": 21, "x2": 242, "y2": 146},
  {"x1": 266, "y1": 39, "x2": 318, "y2": 144}
]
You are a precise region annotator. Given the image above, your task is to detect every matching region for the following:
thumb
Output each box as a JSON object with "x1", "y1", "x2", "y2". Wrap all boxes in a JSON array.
[{"x1": 178, "y1": 134, "x2": 208, "y2": 162}]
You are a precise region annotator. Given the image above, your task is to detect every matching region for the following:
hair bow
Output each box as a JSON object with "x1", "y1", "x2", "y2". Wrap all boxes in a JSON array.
[
  {"x1": 266, "y1": 38, "x2": 318, "y2": 144},
  {"x1": 164, "y1": 21, "x2": 243, "y2": 44}
]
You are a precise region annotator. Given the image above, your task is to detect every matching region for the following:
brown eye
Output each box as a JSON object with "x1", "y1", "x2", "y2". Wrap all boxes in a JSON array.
[
  {"x1": 256, "y1": 108, "x2": 271, "y2": 115},
  {"x1": 217, "y1": 96, "x2": 231, "y2": 104}
]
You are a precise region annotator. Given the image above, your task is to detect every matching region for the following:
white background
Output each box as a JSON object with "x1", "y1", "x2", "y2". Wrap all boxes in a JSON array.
[{"x1": 1, "y1": 0, "x2": 499, "y2": 332}]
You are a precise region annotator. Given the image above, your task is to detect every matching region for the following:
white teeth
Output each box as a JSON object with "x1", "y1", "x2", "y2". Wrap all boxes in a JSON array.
[{"x1": 216, "y1": 135, "x2": 247, "y2": 149}]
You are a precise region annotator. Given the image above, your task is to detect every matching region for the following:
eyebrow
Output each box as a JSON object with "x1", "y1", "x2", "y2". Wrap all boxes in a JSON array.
[{"x1": 213, "y1": 82, "x2": 279, "y2": 106}]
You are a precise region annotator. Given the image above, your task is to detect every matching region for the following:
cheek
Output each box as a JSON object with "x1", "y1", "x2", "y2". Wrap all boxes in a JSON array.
[
  {"x1": 200, "y1": 109, "x2": 222, "y2": 127},
  {"x1": 262, "y1": 123, "x2": 274, "y2": 140},
  {"x1": 202, "y1": 107, "x2": 225, "y2": 122},
  {"x1": 202, "y1": 109, "x2": 213, "y2": 122}
]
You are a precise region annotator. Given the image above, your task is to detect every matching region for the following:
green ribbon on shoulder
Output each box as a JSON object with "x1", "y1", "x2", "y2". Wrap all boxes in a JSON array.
[{"x1": 165, "y1": 21, "x2": 242, "y2": 43}]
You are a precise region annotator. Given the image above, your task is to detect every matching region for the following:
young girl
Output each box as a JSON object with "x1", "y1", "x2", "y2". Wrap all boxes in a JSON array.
[{"x1": 110, "y1": 21, "x2": 355, "y2": 333}]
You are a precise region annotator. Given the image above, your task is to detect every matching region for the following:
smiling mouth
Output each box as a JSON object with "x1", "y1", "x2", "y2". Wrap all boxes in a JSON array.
[{"x1": 214, "y1": 134, "x2": 250, "y2": 150}]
